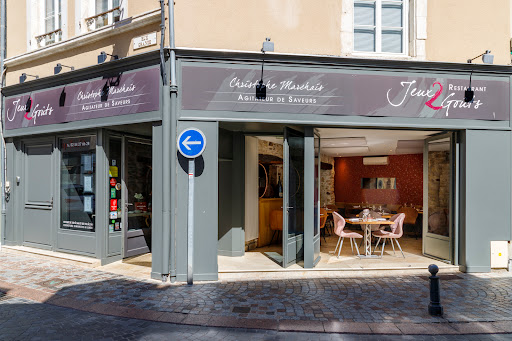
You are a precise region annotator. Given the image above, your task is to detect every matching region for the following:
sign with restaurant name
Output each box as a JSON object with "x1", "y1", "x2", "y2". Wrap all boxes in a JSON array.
[
  {"x1": 4, "y1": 67, "x2": 160, "y2": 130},
  {"x1": 181, "y1": 65, "x2": 510, "y2": 121}
]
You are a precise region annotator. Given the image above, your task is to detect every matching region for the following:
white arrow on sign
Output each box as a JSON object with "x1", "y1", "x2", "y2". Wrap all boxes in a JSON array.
[{"x1": 182, "y1": 135, "x2": 202, "y2": 151}]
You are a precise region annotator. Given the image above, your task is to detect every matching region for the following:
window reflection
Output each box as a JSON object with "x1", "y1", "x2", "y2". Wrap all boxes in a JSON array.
[{"x1": 60, "y1": 136, "x2": 96, "y2": 232}]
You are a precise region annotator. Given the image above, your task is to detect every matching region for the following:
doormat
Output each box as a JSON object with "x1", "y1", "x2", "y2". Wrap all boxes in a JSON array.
[
  {"x1": 263, "y1": 252, "x2": 283, "y2": 266},
  {"x1": 420, "y1": 274, "x2": 463, "y2": 281}
]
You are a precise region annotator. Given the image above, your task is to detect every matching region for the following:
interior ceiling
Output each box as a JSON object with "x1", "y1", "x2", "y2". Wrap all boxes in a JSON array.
[{"x1": 258, "y1": 129, "x2": 440, "y2": 157}]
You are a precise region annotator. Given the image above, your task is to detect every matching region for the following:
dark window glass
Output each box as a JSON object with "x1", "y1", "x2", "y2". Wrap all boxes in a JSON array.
[{"x1": 60, "y1": 136, "x2": 96, "y2": 232}]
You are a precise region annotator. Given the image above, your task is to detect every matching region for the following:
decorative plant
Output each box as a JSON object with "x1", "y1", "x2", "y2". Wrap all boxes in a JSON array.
[{"x1": 134, "y1": 193, "x2": 144, "y2": 201}]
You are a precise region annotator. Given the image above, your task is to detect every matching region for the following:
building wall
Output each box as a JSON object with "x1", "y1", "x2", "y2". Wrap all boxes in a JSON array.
[
  {"x1": 174, "y1": 0, "x2": 342, "y2": 56},
  {"x1": 426, "y1": 0, "x2": 511, "y2": 65},
  {"x1": 334, "y1": 154, "x2": 423, "y2": 206},
  {"x1": 6, "y1": 1, "x2": 512, "y2": 86},
  {"x1": 5, "y1": 0, "x2": 27, "y2": 58}
]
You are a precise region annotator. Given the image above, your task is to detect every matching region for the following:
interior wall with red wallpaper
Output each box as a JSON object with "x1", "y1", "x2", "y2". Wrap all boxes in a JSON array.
[{"x1": 334, "y1": 154, "x2": 423, "y2": 205}]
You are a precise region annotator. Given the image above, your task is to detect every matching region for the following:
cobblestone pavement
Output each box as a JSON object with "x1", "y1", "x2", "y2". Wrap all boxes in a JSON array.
[
  {"x1": 2, "y1": 251, "x2": 512, "y2": 335},
  {"x1": 2, "y1": 297, "x2": 512, "y2": 340}
]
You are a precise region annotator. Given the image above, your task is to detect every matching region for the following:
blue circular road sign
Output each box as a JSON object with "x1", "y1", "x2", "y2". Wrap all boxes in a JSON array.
[{"x1": 177, "y1": 128, "x2": 206, "y2": 158}]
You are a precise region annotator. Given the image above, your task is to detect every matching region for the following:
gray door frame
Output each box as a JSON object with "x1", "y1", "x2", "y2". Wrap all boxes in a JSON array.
[
  {"x1": 303, "y1": 127, "x2": 320, "y2": 268},
  {"x1": 123, "y1": 136, "x2": 153, "y2": 258},
  {"x1": 283, "y1": 127, "x2": 305, "y2": 267},
  {"x1": 423, "y1": 132, "x2": 456, "y2": 263}
]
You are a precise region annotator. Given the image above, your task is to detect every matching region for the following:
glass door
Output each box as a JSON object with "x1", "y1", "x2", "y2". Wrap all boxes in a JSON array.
[
  {"x1": 283, "y1": 127, "x2": 305, "y2": 267},
  {"x1": 124, "y1": 138, "x2": 152, "y2": 258},
  {"x1": 313, "y1": 132, "x2": 321, "y2": 264},
  {"x1": 423, "y1": 133, "x2": 455, "y2": 262}
]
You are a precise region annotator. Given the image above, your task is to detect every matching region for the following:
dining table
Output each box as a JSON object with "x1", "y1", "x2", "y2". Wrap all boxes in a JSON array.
[{"x1": 346, "y1": 218, "x2": 395, "y2": 258}]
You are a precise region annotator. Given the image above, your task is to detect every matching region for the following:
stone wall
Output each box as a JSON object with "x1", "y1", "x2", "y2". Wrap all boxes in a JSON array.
[
  {"x1": 321, "y1": 154, "x2": 335, "y2": 206},
  {"x1": 258, "y1": 139, "x2": 283, "y2": 157},
  {"x1": 428, "y1": 151, "x2": 450, "y2": 211}
]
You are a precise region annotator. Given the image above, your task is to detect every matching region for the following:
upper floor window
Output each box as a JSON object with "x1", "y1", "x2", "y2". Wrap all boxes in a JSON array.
[
  {"x1": 35, "y1": 0, "x2": 62, "y2": 47},
  {"x1": 354, "y1": 0, "x2": 407, "y2": 54},
  {"x1": 86, "y1": 0, "x2": 121, "y2": 30}
]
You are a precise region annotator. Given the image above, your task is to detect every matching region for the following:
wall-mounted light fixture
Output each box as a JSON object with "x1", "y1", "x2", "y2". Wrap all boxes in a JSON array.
[
  {"x1": 256, "y1": 38, "x2": 274, "y2": 100},
  {"x1": 98, "y1": 51, "x2": 119, "y2": 64},
  {"x1": 19, "y1": 73, "x2": 39, "y2": 84},
  {"x1": 464, "y1": 71, "x2": 474, "y2": 103},
  {"x1": 54, "y1": 63, "x2": 75, "y2": 75},
  {"x1": 467, "y1": 50, "x2": 494, "y2": 64}
]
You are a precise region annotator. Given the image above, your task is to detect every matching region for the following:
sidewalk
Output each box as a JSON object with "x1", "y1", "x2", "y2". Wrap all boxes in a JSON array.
[{"x1": 1, "y1": 250, "x2": 512, "y2": 335}]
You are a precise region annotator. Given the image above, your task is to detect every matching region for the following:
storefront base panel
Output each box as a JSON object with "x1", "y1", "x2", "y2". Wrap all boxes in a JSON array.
[
  {"x1": 459, "y1": 265, "x2": 492, "y2": 273},
  {"x1": 57, "y1": 232, "x2": 96, "y2": 256},
  {"x1": 22, "y1": 241, "x2": 52, "y2": 251},
  {"x1": 176, "y1": 273, "x2": 219, "y2": 282}
]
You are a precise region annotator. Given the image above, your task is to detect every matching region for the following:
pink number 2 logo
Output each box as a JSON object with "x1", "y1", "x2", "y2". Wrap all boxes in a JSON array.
[{"x1": 425, "y1": 82, "x2": 443, "y2": 110}]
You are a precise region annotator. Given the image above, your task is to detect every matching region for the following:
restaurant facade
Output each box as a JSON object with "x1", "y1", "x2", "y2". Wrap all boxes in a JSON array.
[{"x1": 2, "y1": 48, "x2": 511, "y2": 282}]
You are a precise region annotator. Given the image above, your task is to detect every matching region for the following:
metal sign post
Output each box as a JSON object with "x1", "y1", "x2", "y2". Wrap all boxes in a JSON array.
[
  {"x1": 177, "y1": 128, "x2": 206, "y2": 286},
  {"x1": 187, "y1": 159, "x2": 194, "y2": 285}
]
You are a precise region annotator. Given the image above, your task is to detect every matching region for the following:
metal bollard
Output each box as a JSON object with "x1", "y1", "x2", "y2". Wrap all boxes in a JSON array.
[{"x1": 428, "y1": 264, "x2": 443, "y2": 316}]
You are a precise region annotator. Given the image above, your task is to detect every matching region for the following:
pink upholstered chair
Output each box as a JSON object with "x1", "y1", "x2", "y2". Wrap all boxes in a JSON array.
[
  {"x1": 372, "y1": 213, "x2": 406, "y2": 258},
  {"x1": 332, "y1": 212, "x2": 363, "y2": 258}
]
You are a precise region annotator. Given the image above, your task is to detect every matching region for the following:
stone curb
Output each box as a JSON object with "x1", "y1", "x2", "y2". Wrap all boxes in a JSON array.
[{"x1": 1, "y1": 279, "x2": 511, "y2": 335}]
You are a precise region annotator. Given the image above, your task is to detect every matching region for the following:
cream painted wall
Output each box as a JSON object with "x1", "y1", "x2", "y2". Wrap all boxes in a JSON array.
[
  {"x1": 244, "y1": 136, "x2": 259, "y2": 242},
  {"x1": 6, "y1": 0, "x2": 27, "y2": 58},
  {"x1": 128, "y1": 0, "x2": 161, "y2": 17},
  {"x1": 174, "y1": 0, "x2": 342, "y2": 56},
  {"x1": 4, "y1": 22, "x2": 161, "y2": 86},
  {"x1": 427, "y1": 0, "x2": 511, "y2": 65},
  {"x1": 68, "y1": 0, "x2": 76, "y2": 37}
]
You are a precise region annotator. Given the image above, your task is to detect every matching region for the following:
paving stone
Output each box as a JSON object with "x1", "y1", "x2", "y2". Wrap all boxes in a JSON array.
[{"x1": 2, "y1": 251, "x2": 512, "y2": 336}]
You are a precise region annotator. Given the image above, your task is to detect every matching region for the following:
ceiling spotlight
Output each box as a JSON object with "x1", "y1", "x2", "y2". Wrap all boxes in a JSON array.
[
  {"x1": 467, "y1": 50, "x2": 494, "y2": 64},
  {"x1": 98, "y1": 51, "x2": 119, "y2": 64},
  {"x1": 19, "y1": 73, "x2": 39, "y2": 84},
  {"x1": 54, "y1": 63, "x2": 75, "y2": 75}
]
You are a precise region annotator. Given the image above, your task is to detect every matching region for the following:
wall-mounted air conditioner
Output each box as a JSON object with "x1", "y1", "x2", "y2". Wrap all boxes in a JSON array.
[{"x1": 363, "y1": 156, "x2": 389, "y2": 166}]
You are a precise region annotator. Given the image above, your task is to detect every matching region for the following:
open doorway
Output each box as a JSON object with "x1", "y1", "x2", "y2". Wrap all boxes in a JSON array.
[
  {"x1": 105, "y1": 123, "x2": 153, "y2": 276},
  {"x1": 218, "y1": 127, "x2": 457, "y2": 272},
  {"x1": 316, "y1": 128, "x2": 455, "y2": 269}
]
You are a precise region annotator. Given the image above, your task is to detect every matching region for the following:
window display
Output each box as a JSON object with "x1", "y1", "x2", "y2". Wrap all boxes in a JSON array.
[
  {"x1": 109, "y1": 138, "x2": 122, "y2": 233},
  {"x1": 60, "y1": 136, "x2": 96, "y2": 232}
]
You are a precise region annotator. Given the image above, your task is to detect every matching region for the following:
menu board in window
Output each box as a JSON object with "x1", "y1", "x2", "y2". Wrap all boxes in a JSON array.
[{"x1": 60, "y1": 136, "x2": 96, "y2": 232}]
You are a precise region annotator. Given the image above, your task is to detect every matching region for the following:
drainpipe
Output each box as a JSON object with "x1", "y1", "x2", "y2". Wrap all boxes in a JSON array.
[
  {"x1": 159, "y1": 0, "x2": 167, "y2": 86},
  {"x1": 167, "y1": 0, "x2": 177, "y2": 283},
  {"x1": 159, "y1": 0, "x2": 172, "y2": 282},
  {"x1": 0, "y1": 0, "x2": 7, "y2": 251}
]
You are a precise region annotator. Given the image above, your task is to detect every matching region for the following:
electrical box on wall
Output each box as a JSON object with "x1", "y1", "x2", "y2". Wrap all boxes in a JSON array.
[{"x1": 490, "y1": 241, "x2": 509, "y2": 268}]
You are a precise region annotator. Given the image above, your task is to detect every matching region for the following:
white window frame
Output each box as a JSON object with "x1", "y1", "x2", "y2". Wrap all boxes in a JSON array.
[
  {"x1": 27, "y1": 0, "x2": 67, "y2": 50},
  {"x1": 83, "y1": 0, "x2": 127, "y2": 32},
  {"x1": 353, "y1": 0, "x2": 408, "y2": 56},
  {"x1": 40, "y1": 0, "x2": 62, "y2": 45}
]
